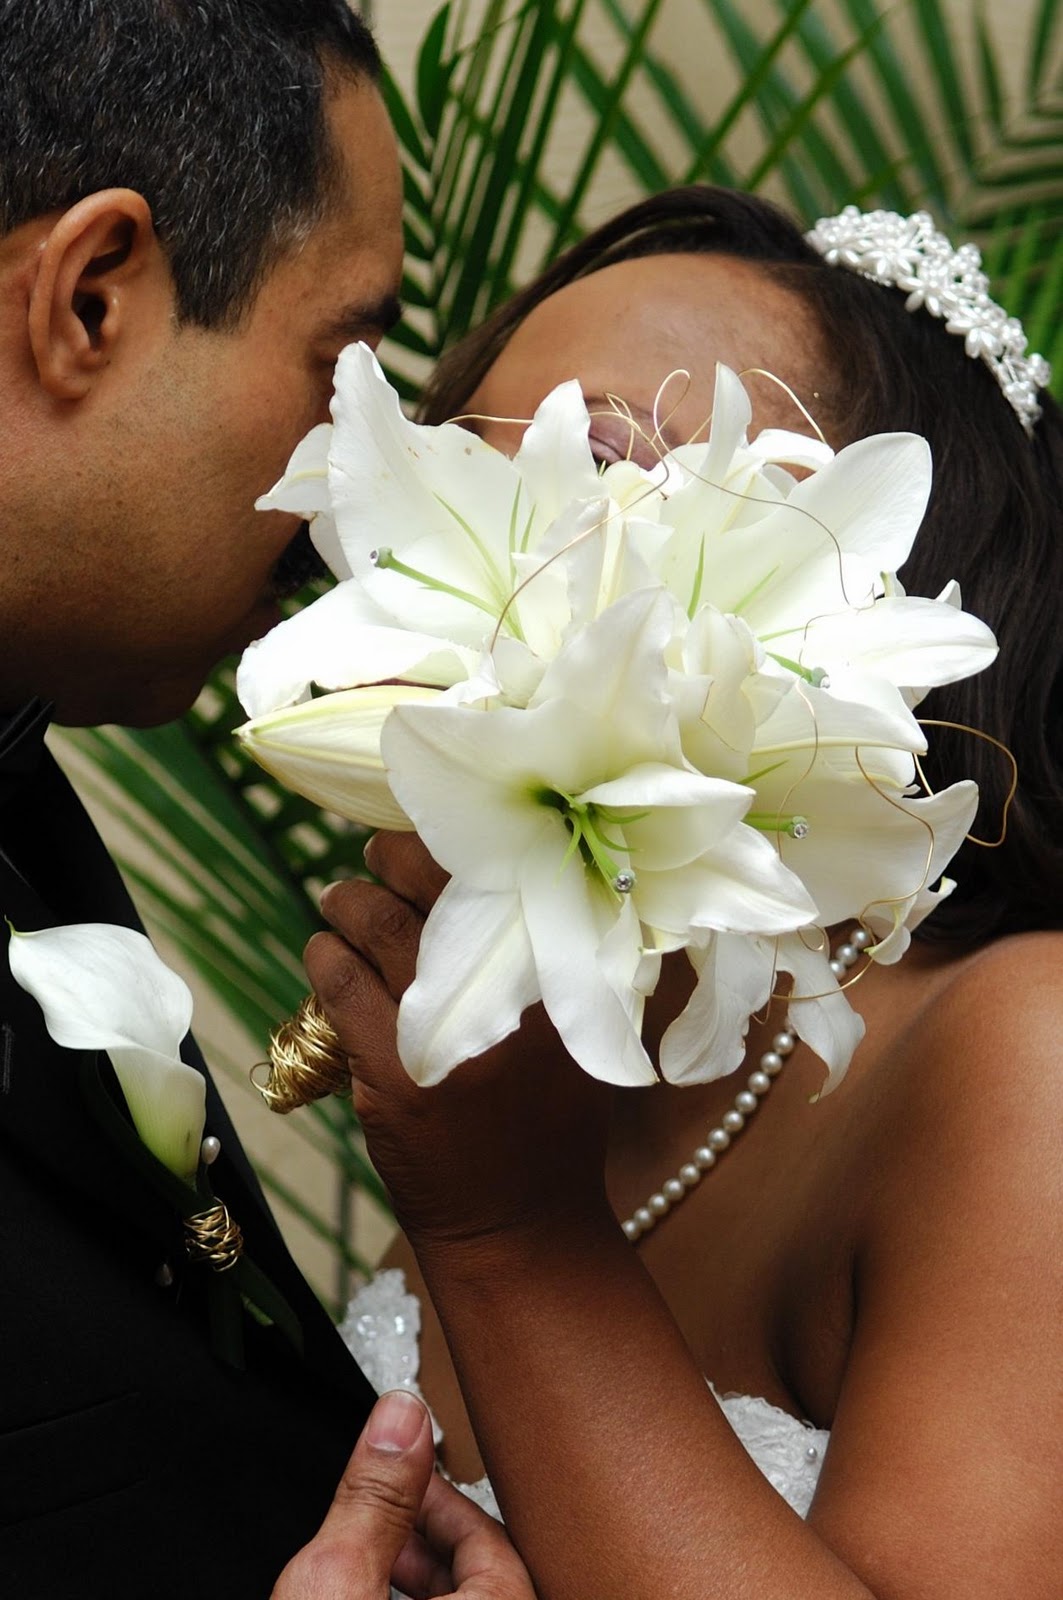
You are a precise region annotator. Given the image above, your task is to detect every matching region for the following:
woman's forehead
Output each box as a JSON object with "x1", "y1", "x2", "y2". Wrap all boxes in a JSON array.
[{"x1": 470, "y1": 254, "x2": 823, "y2": 441}]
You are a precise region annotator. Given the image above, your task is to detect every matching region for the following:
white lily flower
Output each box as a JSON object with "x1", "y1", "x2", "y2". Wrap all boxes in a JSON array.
[
  {"x1": 7, "y1": 922, "x2": 204, "y2": 1180},
  {"x1": 305, "y1": 344, "x2": 602, "y2": 647},
  {"x1": 382, "y1": 590, "x2": 813, "y2": 1085},
  {"x1": 236, "y1": 684, "x2": 442, "y2": 828}
]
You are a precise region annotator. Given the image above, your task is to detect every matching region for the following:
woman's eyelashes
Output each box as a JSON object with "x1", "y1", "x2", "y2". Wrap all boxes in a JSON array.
[{"x1": 590, "y1": 427, "x2": 666, "y2": 472}]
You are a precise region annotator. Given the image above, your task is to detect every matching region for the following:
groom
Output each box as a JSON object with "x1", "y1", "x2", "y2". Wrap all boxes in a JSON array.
[{"x1": 0, "y1": 3, "x2": 511, "y2": 1594}]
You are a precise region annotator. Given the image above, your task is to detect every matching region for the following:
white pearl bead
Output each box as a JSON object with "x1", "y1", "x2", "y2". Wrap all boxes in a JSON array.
[
  {"x1": 851, "y1": 928, "x2": 871, "y2": 950},
  {"x1": 708, "y1": 1127, "x2": 731, "y2": 1151},
  {"x1": 722, "y1": 1109, "x2": 745, "y2": 1134},
  {"x1": 200, "y1": 1135, "x2": 221, "y2": 1166},
  {"x1": 694, "y1": 1146, "x2": 717, "y2": 1170},
  {"x1": 735, "y1": 1090, "x2": 758, "y2": 1115},
  {"x1": 836, "y1": 942, "x2": 858, "y2": 967},
  {"x1": 761, "y1": 1051, "x2": 784, "y2": 1076},
  {"x1": 747, "y1": 1070, "x2": 772, "y2": 1095},
  {"x1": 773, "y1": 1031, "x2": 795, "y2": 1055},
  {"x1": 634, "y1": 1206, "x2": 654, "y2": 1231},
  {"x1": 829, "y1": 958, "x2": 846, "y2": 978},
  {"x1": 648, "y1": 1192, "x2": 670, "y2": 1216},
  {"x1": 679, "y1": 1164, "x2": 701, "y2": 1188},
  {"x1": 663, "y1": 1177, "x2": 685, "y2": 1202},
  {"x1": 621, "y1": 1217, "x2": 641, "y2": 1241}
]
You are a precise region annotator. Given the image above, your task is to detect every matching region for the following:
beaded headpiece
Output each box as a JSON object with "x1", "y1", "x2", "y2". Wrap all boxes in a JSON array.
[{"x1": 806, "y1": 206, "x2": 1051, "y2": 434}]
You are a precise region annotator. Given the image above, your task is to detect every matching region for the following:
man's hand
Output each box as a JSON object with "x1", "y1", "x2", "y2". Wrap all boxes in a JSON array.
[{"x1": 272, "y1": 1388, "x2": 536, "y2": 1598}]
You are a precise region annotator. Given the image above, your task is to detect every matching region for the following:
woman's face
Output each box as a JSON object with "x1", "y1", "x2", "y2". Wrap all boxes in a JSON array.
[{"x1": 463, "y1": 252, "x2": 831, "y2": 464}]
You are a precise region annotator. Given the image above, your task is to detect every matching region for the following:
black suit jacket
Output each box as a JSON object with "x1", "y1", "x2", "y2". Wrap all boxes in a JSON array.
[{"x1": 0, "y1": 710, "x2": 377, "y2": 1598}]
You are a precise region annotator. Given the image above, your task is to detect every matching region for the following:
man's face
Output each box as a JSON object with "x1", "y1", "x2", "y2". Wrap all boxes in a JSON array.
[{"x1": 50, "y1": 78, "x2": 404, "y2": 726}]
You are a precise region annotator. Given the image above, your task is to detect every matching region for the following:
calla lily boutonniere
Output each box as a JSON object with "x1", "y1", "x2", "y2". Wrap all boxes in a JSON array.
[
  {"x1": 7, "y1": 920, "x2": 205, "y2": 1181},
  {"x1": 6, "y1": 919, "x2": 305, "y2": 1367}
]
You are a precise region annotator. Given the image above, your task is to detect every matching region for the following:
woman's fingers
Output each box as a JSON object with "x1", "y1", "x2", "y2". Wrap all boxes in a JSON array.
[
  {"x1": 303, "y1": 929, "x2": 403, "y2": 1093},
  {"x1": 317, "y1": 878, "x2": 423, "y2": 1002},
  {"x1": 365, "y1": 830, "x2": 449, "y2": 915}
]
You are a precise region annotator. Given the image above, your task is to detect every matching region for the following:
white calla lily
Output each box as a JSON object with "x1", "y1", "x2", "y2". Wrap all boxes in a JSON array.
[{"x1": 7, "y1": 922, "x2": 204, "y2": 1180}]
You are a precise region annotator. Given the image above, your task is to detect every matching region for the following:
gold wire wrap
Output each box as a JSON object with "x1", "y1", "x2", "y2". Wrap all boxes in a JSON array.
[
  {"x1": 183, "y1": 1202, "x2": 244, "y2": 1273},
  {"x1": 252, "y1": 993, "x2": 350, "y2": 1114}
]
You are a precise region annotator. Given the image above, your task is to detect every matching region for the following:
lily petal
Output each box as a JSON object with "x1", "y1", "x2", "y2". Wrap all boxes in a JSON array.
[
  {"x1": 397, "y1": 882, "x2": 541, "y2": 1085},
  {"x1": 256, "y1": 424, "x2": 332, "y2": 518},
  {"x1": 109, "y1": 1045, "x2": 208, "y2": 1182},
  {"x1": 7, "y1": 923, "x2": 205, "y2": 1178},
  {"x1": 8, "y1": 922, "x2": 192, "y2": 1056},
  {"x1": 775, "y1": 932, "x2": 866, "y2": 1092},
  {"x1": 660, "y1": 933, "x2": 775, "y2": 1084},
  {"x1": 520, "y1": 837, "x2": 657, "y2": 1086},
  {"x1": 237, "y1": 579, "x2": 474, "y2": 717}
]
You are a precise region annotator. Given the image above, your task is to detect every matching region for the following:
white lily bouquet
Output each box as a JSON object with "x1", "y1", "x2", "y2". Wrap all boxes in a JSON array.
[{"x1": 238, "y1": 344, "x2": 995, "y2": 1093}]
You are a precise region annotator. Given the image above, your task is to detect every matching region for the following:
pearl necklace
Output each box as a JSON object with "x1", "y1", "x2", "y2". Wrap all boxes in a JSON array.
[{"x1": 621, "y1": 927, "x2": 870, "y2": 1242}]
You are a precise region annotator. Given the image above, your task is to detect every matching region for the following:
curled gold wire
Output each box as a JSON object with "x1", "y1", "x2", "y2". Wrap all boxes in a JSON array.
[
  {"x1": 183, "y1": 1202, "x2": 244, "y2": 1273},
  {"x1": 252, "y1": 993, "x2": 350, "y2": 1114}
]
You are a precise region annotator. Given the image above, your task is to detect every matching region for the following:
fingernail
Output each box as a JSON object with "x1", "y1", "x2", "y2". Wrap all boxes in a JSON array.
[
  {"x1": 363, "y1": 834, "x2": 379, "y2": 873},
  {"x1": 366, "y1": 1389, "x2": 427, "y2": 1453},
  {"x1": 319, "y1": 881, "x2": 345, "y2": 913}
]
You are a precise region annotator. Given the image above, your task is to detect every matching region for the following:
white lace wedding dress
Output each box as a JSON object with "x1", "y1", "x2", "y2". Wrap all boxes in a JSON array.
[{"x1": 340, "y1": 1268, "x2": 829, "y2": 1525}]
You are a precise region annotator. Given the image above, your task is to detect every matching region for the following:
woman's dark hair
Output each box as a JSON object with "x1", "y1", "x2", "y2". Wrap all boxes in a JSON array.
[
  {"x1": 421, "y1": 187, "x2": 1063, "y2": 946},
  {"x1": 0, "y1": 0, "x2": 380, "y2": 328}
]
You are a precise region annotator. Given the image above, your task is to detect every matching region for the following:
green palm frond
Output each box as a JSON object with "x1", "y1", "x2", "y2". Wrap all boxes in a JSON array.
[{"x1": 72, "y1": 0, "x2": 1062, "y2": 1297}]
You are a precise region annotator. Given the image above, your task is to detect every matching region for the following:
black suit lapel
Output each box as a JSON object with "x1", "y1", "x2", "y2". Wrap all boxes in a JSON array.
[{"x1": 0, "y1": 740, "x2": 376, "y2": 1409}]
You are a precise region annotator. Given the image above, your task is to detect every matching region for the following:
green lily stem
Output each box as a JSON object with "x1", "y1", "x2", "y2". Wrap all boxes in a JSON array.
[
  {"x1": 766, "y1": 652, "x2": 829, "y2": 686},
  {"x1": 746, "y1": 811, "x2": 810, "y2": 837}
]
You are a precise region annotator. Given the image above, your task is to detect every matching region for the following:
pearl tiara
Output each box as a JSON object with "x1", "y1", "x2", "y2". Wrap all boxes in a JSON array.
[{"x1": 806, "y1": 206, "x2": 1051, "y2": 433}]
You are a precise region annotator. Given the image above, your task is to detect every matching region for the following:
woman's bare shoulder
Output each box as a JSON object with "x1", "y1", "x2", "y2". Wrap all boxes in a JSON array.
[
  {"x1": 872, "y1": 927, "x2": 1063, "y2": 1141},
  {"x1": 811, "y1": 934, "x2": 1063, "y2": 1582}
]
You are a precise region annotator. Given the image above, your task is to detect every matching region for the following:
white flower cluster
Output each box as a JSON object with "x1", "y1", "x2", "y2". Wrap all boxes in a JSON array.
[
  {"x1": 806, "y1": 206, "x2": 1051, "y2": 433},
  {"x1": 237, "y1": 344, "x2": 997, "y2": 1093}
]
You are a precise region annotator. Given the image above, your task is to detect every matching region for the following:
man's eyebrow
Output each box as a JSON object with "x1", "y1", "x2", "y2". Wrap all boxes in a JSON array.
[{"x1": 322, "y1": 292, "x2": 404, "y2": 343}]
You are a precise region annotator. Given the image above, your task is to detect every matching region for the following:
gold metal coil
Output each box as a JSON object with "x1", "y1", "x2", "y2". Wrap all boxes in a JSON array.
[
  {"x1": 251, "y1": 992, "x2": 350, "y2": 1114},
  {"x1": 183, "y1": 1201, "x2": 244, "y2": 1273}
]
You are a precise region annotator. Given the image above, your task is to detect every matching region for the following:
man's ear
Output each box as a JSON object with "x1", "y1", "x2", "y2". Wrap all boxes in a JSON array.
[{"x1": 27, "y1": 189, "x2": 165, "y2": 401}]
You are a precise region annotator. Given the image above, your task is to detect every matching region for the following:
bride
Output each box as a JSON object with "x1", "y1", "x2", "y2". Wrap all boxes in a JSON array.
[{"x1": 312, "y1": 190, "x2": 1063, "y2": 1597}]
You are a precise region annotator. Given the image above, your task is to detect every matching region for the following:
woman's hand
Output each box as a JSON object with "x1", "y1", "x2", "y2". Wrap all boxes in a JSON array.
[{"x1": 305, "y1": 831, "x2": 614, "y2": 1252}]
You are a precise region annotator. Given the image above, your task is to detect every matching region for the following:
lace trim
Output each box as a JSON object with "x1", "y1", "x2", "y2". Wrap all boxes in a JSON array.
[
  {"x1": 337, "y1": 1267, "x2": 443, "y2": 1446},
  {"x1": 340, "y1": 1270, "x2": 829, "y2": 1526}
]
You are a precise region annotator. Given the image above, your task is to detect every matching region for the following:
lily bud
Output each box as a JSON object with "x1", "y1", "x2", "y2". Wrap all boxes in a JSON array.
[{"x1": 236, "y1": 685, "x2": 444, "y2": 829}]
